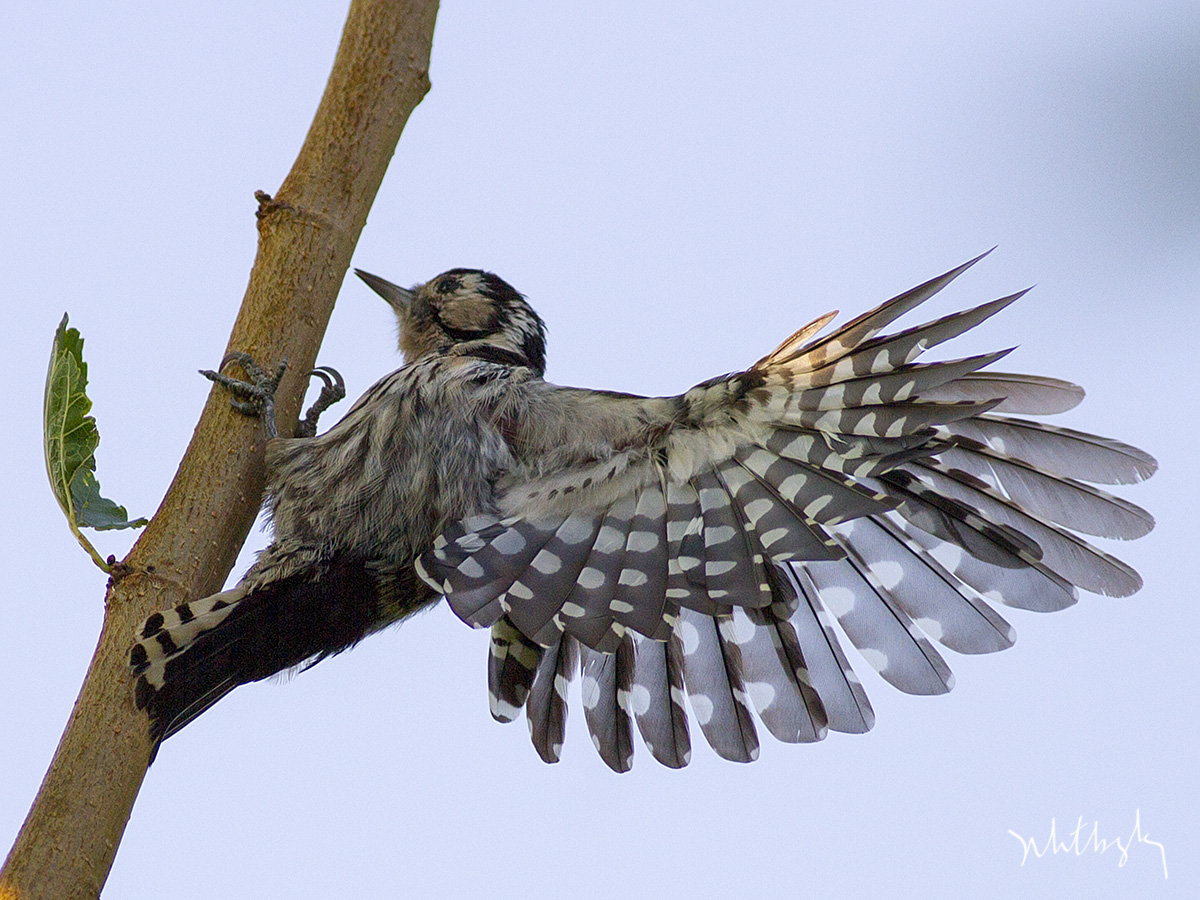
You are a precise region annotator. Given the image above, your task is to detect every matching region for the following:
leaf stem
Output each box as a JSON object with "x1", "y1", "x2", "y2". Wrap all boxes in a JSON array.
[{"x1": 69, "y1": 520, "x2": 112, "y2": 573}]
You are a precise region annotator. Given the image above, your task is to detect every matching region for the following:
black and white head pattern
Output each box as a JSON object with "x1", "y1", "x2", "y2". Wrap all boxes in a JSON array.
[{"x1": 365, "y1": 268, "x2": 548, "y2": 375}]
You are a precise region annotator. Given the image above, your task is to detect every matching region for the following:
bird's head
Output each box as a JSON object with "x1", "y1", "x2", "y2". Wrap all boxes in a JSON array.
[{"x1": 356, "y1": 268, "x2": 547, "y2": 376}]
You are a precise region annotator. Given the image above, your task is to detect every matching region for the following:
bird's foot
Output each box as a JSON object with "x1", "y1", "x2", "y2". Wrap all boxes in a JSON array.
[
  {"x1": 295, "y1": 366, "x2": 346, "y2": 438},
  {"x1": 201, "y1": 352, "x2": 287, "y2": 438}
]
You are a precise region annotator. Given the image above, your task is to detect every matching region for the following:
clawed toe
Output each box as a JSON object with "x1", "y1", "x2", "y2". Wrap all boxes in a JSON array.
[
  {"x1": 309, "y1": 366, "x2": 346, "y2": 398},
  {"x1": 220, "y1": 351, "x2": 268, "y2": 381},
  {"x1": 201, "y1": 353, "x2": 344, "y2": 440},
  {"x1": 296, "y1": 366, "x2": 347, "y2": 438},
  {"x1": 201, "y1": 352, "x2": 288, "y2": 438}
]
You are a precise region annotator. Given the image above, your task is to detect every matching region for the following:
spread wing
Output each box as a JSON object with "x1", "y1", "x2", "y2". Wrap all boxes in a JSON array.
[{"x1": 415, "y1": 254, "x2": 1156, "y2": 770}]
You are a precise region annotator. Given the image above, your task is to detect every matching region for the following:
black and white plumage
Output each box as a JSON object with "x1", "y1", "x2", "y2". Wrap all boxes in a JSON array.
[{"x1": 130, "y1": 256, "x2": 1156, "y2": 769}]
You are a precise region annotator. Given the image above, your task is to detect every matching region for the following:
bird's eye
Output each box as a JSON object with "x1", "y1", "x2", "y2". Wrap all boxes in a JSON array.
[{"x1": 437, "y1": 276, "x2": 462, "y2": 295}]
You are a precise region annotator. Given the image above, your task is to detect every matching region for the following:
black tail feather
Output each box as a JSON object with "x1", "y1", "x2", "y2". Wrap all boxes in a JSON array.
[{"x1": 135, "y1": 555, "x2": 431, "y2": 743}]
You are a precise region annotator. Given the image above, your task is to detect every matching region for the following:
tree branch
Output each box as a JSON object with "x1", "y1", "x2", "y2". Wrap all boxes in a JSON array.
[{"x1": 0, "y1": 3, "x2": 440, "y2": 897}]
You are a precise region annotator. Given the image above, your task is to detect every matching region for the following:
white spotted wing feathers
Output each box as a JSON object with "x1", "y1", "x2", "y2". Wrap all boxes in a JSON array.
[{"x1": 418, "y1": 255, "x2": 1156, "y2": 770}]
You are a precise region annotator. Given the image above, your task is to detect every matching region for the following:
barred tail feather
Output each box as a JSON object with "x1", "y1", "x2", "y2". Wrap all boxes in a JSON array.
[
  {"x1": 782, "y1": 292, "x2": 1024, "y2": 390},
  {"x1": 132, "y1": 556, "x2": 428, "y2": 742}
]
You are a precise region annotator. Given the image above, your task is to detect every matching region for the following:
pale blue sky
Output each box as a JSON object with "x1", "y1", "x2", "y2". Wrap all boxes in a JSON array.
[{"x1": 2, "y1": 2, "x2": 1195, "y2": 897}]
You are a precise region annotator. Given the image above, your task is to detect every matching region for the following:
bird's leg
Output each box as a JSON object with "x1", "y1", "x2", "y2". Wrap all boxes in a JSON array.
[
  {"x1": 201, "y1": 352, "x2": 288, "y2": 438},
  {"x1": 201, "y1": 354, "x2": 346, "y2": 439},
  {"x1": 295, "y1": 366, "x2": 346, "y2": 438}
]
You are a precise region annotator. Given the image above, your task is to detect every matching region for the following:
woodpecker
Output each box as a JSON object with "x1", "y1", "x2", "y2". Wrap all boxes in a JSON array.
[{"x1": 130, "y1": 256, "x2": 1155, "y2": 770}]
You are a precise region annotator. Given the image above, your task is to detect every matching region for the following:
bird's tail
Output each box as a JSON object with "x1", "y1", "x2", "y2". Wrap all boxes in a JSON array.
[
  {"x1": 130, "y1": 555, "x2": 431, "y2": 743},
  {"x1": 130, "y1": 586, "x2": 251, "y2": 742}
]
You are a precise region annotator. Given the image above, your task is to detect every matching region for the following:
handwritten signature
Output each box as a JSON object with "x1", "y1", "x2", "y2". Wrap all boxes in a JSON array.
[{"x1": 1008, "y1": 810, "x2": 1167, "y2": 880}]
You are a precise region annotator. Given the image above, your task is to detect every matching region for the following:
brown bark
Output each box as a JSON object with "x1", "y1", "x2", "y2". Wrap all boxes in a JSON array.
[{"x1": 0, "y1": 2, "x2": 440, "y2": 897}]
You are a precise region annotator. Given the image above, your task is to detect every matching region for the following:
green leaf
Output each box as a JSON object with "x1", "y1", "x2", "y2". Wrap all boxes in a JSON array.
[
  {"x1": 43, "y1": 314, "x2": 148, "y2": 571},
  {"x1": 70, "y1": 468, "x2": 150, "y2": 531}
]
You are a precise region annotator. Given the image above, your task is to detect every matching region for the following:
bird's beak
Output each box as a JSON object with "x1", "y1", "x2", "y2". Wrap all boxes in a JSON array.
[{"x1": 356, "y1": 269, "x2": 415, "y2": 311}]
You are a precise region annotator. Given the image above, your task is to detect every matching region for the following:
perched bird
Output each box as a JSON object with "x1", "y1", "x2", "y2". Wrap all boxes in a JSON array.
[{"x1": 130, "y1": 255, "x2": 1156, "y2": 770}]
